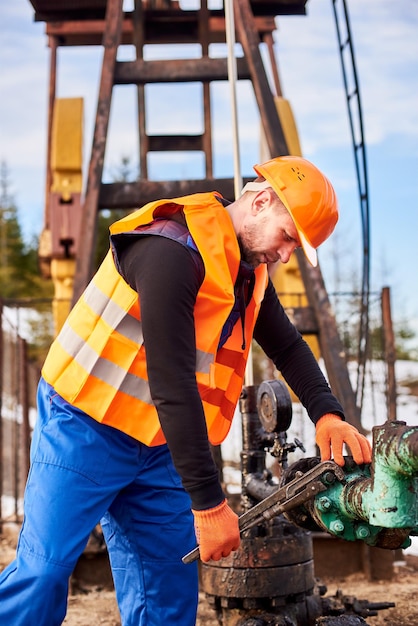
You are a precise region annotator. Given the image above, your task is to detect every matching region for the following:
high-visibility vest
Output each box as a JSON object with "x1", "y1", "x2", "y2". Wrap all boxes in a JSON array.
[{"x1": 42, "y1": 193, "x2": 268, "y2": 445}]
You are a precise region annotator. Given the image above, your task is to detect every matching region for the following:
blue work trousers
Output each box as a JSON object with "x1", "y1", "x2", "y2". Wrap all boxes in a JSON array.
[{"x1": 0, "y1": 379, "x2": 198, "y2": 625}]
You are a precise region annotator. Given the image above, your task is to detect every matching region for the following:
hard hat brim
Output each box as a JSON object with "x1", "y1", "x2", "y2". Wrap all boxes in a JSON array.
[{"x1": 298, "y1": 229, "x2": 318, "y2": 267}]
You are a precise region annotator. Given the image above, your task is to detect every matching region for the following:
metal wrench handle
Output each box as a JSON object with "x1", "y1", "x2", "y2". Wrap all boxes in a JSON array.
[{"x1": 182, "y1": 460, "x2": 344, "y2": 564}]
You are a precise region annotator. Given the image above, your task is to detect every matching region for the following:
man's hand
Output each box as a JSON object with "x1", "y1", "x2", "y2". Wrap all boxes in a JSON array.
[
  {"x1": 192, "y1": 499, "x2": 240, "y2": 562},
  {"x1": 315, "y1": 413, "x2": 372, "y2": 466}
]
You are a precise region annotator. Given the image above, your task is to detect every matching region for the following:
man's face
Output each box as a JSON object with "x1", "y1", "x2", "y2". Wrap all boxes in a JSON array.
[{"x1": 238, "y1": 190, "x2": 301, "y2": 268}]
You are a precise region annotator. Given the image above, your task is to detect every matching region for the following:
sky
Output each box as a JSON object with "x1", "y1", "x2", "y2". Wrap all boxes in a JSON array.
[{"x1": 0, "y1": 0, "x2": 417, "y2": 342}]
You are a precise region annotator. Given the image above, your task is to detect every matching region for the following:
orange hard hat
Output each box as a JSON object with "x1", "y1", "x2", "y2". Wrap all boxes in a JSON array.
[{"x1": 253, "y1": 156, "x2": 338, "y2": 266}]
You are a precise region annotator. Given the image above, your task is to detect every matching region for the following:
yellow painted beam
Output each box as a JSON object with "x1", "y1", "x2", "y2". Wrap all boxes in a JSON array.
[
  {"x1": 269, "y1": 97, "x2": 321, "y2": 397},
  {"x1": 50, "y1": 97, "x2": 83, "y2": 199},
  {"x1": 49, "y1": 97, "x2": 84, "y2": 334},
  {"x1": 50, "y1": 258, "x2": 76, "y2": 334}
]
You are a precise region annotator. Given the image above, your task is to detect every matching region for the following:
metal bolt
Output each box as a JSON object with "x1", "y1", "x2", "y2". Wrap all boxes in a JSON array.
[
  {"x1": 355, "y1": 525, "x2": 371, "y2": 539},
  {"x1": 322, "y1": 472, "x2": 336, "y2": 485},
  {"x1": 330, "y1": 519, "x2": 345, "y2": 534},
  {"x1": 317, "y1": 496, "x2": 332, "y2": 512}
]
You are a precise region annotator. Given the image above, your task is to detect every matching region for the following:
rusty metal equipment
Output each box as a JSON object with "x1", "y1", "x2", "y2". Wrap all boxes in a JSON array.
[
  {"x1": 199, "y1": 381, "x2": 403, "y2": 625},
  {"x1": 284, "y1": 420, "x2": 418, "y2": 549}
]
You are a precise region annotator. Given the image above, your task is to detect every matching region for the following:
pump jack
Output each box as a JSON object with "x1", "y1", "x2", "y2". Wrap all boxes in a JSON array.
[
  {"x1": 33, "y1": 0, "x2": 362, "y2": 429},
  {"x1": 29, "y1": 0, "x2": 397, "y2": 587}
]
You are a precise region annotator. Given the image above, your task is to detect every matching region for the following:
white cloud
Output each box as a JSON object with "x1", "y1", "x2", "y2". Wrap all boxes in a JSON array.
[
  {"x1": 274, "y1": 0, "x2": 418, "y2": 150},
  {"x1": 0, "y1": 0, "x2": 417, "y2": 323}
]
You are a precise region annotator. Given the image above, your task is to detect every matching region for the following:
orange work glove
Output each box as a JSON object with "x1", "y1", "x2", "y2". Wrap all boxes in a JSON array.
[
  {"x1": 315, "y1": 413, "x2": 372, "y2": 466},
  {"x1": 192, "y1": 499, "x2": 240, "y2": 562}
]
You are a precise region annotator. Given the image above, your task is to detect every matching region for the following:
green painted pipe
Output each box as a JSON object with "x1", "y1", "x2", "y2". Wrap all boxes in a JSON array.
[{"x1": 307, "y1": 420, "x2": 418, "y2": 549}]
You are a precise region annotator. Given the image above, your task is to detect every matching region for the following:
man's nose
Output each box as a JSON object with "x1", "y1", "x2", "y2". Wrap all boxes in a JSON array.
[{"x1": 277, "y1": 245, "x2": 295, "y2": 264}]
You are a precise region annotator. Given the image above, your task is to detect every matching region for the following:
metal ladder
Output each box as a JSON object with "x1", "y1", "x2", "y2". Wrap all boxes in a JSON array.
[{"x1": 332, "y1": 0, "x2": 371, "y2": 413}]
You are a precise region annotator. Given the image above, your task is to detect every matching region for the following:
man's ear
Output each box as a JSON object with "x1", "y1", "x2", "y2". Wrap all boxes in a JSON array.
[{"x1": 251, "y1": 188, "x2": 272, "y2": 215}]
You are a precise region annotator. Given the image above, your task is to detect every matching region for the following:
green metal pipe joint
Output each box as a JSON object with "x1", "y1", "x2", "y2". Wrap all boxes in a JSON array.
[{"x1": 308, "y1": 420, "x2": 418, "y2": 549}]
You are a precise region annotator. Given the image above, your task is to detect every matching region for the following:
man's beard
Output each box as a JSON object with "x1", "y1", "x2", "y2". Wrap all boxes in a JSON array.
[{"x1": 238, "y1": 238, "x2": 260, "y2": 268}]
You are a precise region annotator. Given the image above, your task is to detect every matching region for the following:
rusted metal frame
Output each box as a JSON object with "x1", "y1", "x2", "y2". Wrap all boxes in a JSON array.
[
  {"x1": 148, "y1": 135, "x2": 203, "y2": 152},
  {"x1": 263, "y1": 31, "x2": 282, "y2": 97},
  {"x1": 199, "y1": 0, "x2": 213, "y2": 179},
  {"x1": 235, "y1": 0, "x2": 362, "y2": 430},
  {"x1": 114, "y1": 56, "x2": 251, "y2": 84},
  {"x1": 203, "y1": 78, "x2": 213, "y2": 179},
  {"x1": 12, "y1": 327, "x2": 19, "y2": 518},
  {"x1": 296, "y1": 249, "x2": 363, "y2": 432},
  {"x1": 45, "y1": 16, "x2": 276, "y2": 47},
  {"x1": 233, "y1": 0, "x2": 288, "y2": 158},
  {"x1": 133, "y1": 0, "x2": 148, "y2": 179},
  {"x1": 44, "y1": 34, "x2": 58, "y2": 230},
  {"x1": 206, "y1": 15, "x2": 276, "y2": 42},
  {"x1": 249, "y1": 0, "x2": 307, "y2": 16},
  {"x1": 31, "y1": 1, "x2": 306, "y2": 24},
  {"x1": 72, "y1": 0, "x2": 124, "y2": 304},
  {"x1": 18, "y1": 337, "x2": 31, "y2": 482},
  {"x1": 381, "y1": 287, "x2": 397, "y2": 421},
  {"x1": 30, "y1": 2, "x2": 108, "y2": 24},
  {"x1": 99, "y1": 177, "x2": 253, "y2": 209}
]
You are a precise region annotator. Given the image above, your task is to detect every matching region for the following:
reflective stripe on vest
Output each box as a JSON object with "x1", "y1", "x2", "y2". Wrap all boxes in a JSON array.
[
  {"x1": 52, "y1": 273, "x2": 213, "y2": 381},
  {"x1": 42, "y1": 193, "x2": 268, "y2": 445}
]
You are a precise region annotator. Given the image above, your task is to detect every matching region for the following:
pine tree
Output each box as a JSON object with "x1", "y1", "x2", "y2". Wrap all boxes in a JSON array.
[{"x1": 0, "y1": 161, "x2": 53, "y2": 300}]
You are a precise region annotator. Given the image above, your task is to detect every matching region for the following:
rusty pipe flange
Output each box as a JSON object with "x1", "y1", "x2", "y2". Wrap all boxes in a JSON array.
[
  {"x1": 201, "y1": 519, "x2": 316, "y2": 610},
  {"x1": 201, "y1": 556, "x2": 316, "y2": 608},
  {"x1": 315, "y1": 617, "x2": 369, "y2": 625},
  {"x1": 235, "y1": 614, "x2": 298, "y2": 625},
  {"x1": 206, "y1": 591, "x2": 324, "y2": 626},
  {"x1": 372, "y1": 526, "x2": 412, "y2": 550},
  {"x1": 209, "y1": 518, "x2": 313, "y2": 570}
]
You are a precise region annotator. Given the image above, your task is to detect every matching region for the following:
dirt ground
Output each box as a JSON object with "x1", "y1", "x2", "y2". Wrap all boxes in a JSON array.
[
  {"x1": 66, "y1": 561, "x2": 418, "y2": 626},
  {"x1": 1, "y1": 528, "x2": 417, "y2": 626},
  {"x1": 66, "y1": 560, "x2": 418, "y2": 626}
]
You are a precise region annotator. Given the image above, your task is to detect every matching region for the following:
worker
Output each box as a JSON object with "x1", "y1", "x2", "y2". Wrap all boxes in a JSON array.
[{"x1": 0, "y1": 155, "x2": 371, "y2": 626}]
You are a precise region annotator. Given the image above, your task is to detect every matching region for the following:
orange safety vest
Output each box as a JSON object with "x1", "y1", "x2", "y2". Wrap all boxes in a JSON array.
[{"x1": 42, "y1": 193, "x2": 268, "y2": 445}]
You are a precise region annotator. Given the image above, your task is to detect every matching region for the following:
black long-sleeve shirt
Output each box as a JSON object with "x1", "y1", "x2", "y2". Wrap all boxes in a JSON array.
[{"x1": 115, "y1": 232, "x2": 344, "y2": 510}]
